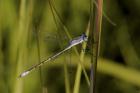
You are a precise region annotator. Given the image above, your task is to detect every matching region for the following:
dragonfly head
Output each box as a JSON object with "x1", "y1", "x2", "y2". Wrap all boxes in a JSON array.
[{"x1": 81, "y1": 34, "x2": 88, "y2": 42}]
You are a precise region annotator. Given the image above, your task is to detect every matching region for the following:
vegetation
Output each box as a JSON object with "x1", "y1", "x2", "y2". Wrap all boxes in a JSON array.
[{"x1": 0, "y1": 0, "x2": 140, "y2": 93}]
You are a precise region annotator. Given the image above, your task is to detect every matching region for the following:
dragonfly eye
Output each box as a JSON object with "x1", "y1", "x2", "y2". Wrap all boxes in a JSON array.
[{"x1": 82, "y1": 34, "x2": 88, "y2": 41}]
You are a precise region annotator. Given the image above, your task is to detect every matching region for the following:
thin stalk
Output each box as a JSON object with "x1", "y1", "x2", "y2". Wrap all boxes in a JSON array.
[
  {"x1": 64, "y1": 60, "x2": 71, "y2": 93},
  {"x1": 73, "y1": 23, "x2": 90, "y2": 93},
  {"x1": 90, "y1": 0, "x2": 103, "y2": 93},
  {"x1": 35, "y1": 30, "x2": 44, "y2": 93},
  {"x1": 13, "y1": 0, "x2": 28, "y2": 93}
]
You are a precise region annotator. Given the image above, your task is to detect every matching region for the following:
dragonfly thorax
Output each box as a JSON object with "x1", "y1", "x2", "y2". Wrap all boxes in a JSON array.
[
  {"x1": 81, "y1": 34, "x2": 88, "y2": 42},
  {"x1": 69, "y1": 34, "x2": 88, "y2": 47}
]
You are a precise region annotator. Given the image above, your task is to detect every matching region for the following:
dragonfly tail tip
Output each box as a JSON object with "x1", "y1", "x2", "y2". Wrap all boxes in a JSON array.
[{"x1": 18, "y1": 71, "x2": 30, "y2": 78}]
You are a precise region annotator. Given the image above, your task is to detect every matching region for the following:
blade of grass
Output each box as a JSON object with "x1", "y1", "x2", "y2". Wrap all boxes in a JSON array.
[
  {"x1": 64, "y1": 61, "x2": 71, "y2": 93},
  {"x1": 89, "y1": 0, "x2": 95, "y2": 92},
  {"x1": 13, "y1": 0, "x2": 27, "y2": 93},
  {"x1": 73, "y1": 23, "x2": 90, "y2": 93},
  {"x1": 90, "y1": 0, "x2": 103, "y2": 93},
  {"x1": 0, "y1": 1, "x2": 18, "y2": 92},
  {"x1": 35, "y1": 30, "x2": 44, "y2": 92}
]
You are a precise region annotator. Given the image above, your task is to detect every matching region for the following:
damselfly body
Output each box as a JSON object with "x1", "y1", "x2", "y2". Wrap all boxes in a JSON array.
[{"x1": 19, "y1": 34, "x2": 88, "y2": 78}]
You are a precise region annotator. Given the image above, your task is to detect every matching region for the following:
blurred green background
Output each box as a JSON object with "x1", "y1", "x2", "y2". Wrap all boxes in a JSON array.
[{"x1": 0, "y1": 0, "x2": 140, "y2": 93}]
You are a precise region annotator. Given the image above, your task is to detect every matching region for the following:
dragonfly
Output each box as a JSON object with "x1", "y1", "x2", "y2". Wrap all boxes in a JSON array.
[{"x1": 19, "y1": 33, "x2": 88, "y2": 78}]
